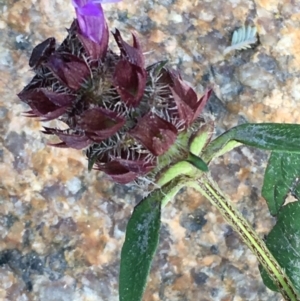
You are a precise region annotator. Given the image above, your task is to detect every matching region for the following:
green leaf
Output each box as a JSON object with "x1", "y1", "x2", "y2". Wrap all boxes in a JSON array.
[
  {"x1": 231, "y1": 124, "x2": 300, "y2": 151},
  {"x1": 119, "y1": 190, "x2": 161, "y2": 301},
  {"x1": 187, "y1": 152, "x2": 208, "y2": 172},
  {"x1": 262, "y1": 152, "x2": 300, "y2": 215},
  {"x1": 260, "y1": 202, "x2": 300, "y2": 294},
  {"x1": 202, "y1": 123, "x2": 300, "y2": 163}
]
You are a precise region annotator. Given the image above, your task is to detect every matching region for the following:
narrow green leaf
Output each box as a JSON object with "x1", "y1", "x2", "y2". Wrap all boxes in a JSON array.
[
  {"x1": 262, "y1": 152, "x2": 300, "y2": 215},
  {"x1": 260, "y1": 202, "x2": 300, "y2": 294},
  {"x1": 202, "y1": 123, "x2": 300, "y2": 163},
  {"x1": 187, "y1": 152, "x2": 208, "y2": 172},
  {"x1": 119, "y1": 190, "x2": 161, "y2": 301}
]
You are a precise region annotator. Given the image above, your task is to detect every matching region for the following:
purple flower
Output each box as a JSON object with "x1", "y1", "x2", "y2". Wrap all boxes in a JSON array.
[
  {"x1": 19, "y1": 3, "x2": 212, "y2": 185},
  {"x1": 71, "y1": 0, "x2": 120, "y2": 44}
]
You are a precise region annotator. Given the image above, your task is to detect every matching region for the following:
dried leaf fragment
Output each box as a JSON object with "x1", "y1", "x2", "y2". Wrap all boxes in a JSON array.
[{"x1": 224, "y1": 25, "x2": 257, "y2": 55}]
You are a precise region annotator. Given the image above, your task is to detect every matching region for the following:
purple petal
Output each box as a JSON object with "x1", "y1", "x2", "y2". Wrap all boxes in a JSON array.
[
  {"x1": 72, "y1": 0, "x2": 121, "y2": 10},
  {"x1": 76, "y1": 2, "x2": 102, "y2": 16},
  {"x1": 72, "y1": 0, "x2": 107, "y2": 44},
  {"x1": 93, "y1": 0, "x2": 121, "y2": 3},
  {"x1": 76, "y1": 20, "x2": 109, "y2": 60}
]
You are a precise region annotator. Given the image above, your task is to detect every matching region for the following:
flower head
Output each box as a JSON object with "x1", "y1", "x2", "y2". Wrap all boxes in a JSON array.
[{"x1": 18, "y1": 3, "x2": 211, "y2": 187}]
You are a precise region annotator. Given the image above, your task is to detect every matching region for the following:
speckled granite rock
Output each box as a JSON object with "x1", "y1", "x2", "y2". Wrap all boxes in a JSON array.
[{"x1": 1, "y1": 0, "x2": 298, "y2": 300}]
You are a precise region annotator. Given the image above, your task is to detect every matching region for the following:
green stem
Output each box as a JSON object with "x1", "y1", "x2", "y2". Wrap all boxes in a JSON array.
[{"x1": 187, "y1": 174, "x2": 300, "y2": 301}]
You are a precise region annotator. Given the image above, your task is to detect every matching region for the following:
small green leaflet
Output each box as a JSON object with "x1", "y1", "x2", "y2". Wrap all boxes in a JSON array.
[
  {"x1": 119, "y1": 190, "x2": 162, "y2": 301},
  {"x1": 260, "y1": 202, "x2": 300, "y2": 295},
  {"x1": 262, "y1": 152, "x2": 300, "y2": 216}
]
